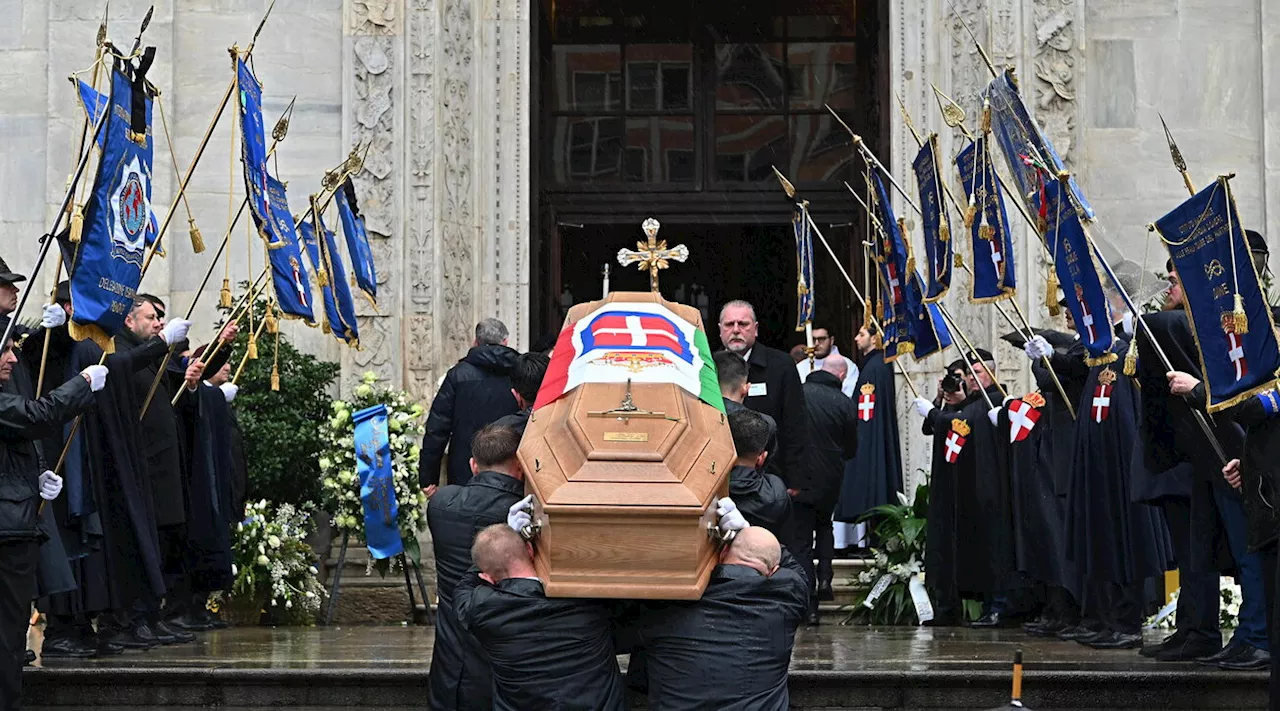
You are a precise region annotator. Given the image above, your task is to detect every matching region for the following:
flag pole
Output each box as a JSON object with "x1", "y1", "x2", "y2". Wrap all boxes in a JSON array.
[{"x1": 893, "y1": 93, "x2": 1076, "y2": 418}]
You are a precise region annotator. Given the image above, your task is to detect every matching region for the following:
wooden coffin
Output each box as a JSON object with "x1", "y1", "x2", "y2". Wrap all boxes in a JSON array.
[{"x1": 516, "y1": 293, "x2": 736, "y2": 599}]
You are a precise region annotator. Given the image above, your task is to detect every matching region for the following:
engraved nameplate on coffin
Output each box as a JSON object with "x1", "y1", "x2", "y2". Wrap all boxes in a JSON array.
[{"x1": 516, "y1": 292, "x2": 736, "y2": 600}]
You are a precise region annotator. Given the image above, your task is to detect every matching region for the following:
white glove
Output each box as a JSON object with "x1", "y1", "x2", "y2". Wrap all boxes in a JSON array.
[
  {"x1": 716, "y1": 497, "x2": 750, "y2": 533},
  {"x1": 507, "y1": 494, "x2": 533, "y2": 533},
  {"x1": 41, "y1": 304, "x2": 66, "y2": 329},
  {"x1": 913, "y1": 397, "x2": 935, "y2": 417},
  {"x1": 220, "y1": 383, "x2": 239, "y2": 403},
  {"x1": 80, "y1": 364, "x2": 108, "y2": 392},
  {"x1": 159, "y1": 318, "x2": 192, "y2": 346},
  {"x1": 988, "y1": 407, "x2": 1001, "y2": 426},
  {"x1": 1024, "y1": 335, "x2": 1053, "y2": 360},
  {"x1": 38, "y1": 470, "x2": 62, "y2": 501}
]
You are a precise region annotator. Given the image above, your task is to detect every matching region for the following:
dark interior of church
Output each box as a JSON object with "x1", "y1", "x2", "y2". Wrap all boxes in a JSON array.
[{"x1": 530, "y1": 0, "x2": 889, "y2": 354}]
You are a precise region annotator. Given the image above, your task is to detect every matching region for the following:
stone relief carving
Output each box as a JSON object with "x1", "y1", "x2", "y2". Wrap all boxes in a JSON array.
[
  {"x1": 349, "y1": 0, "x2": 398, "y2": 35},
  {"x1": 1032, "y1": 0, "x2": 1078, "y2": 163},
  {"x1": 948, "y1": 0, "x2": 987, "y2": 126},
  {"x1": 408, "y1": 0, "x2": 435, "y2": 315},
  {"x1": 439, "y1": 0, "x2": 475, "y2": 364}
]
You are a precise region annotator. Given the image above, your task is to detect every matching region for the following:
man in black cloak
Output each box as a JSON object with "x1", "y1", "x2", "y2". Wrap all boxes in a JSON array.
[
  {"x1": 918, "y1": 359, "x2": 969, "y2": 625},
  {"x1": 835, "y1": 324, "x2": 902, "y2": 526},
  {"x1": 1061, "y1": 337, "x2": 1173, "y2": 650},
  {"x1": 916, "y1": 350, "x2": 1017, "y2": 627}
]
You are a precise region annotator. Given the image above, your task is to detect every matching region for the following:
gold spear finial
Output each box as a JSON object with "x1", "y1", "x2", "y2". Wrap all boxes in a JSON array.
[
  {"x1": 931, "y1": 84, "x2": 971, "y2": 135},
  {"x1": 1158, "y1": 113, "x2": 1196, "y2": 195},
  {"x1": 96, "y1": 1, "x2": 110, "y2": 47},
  {"x1": 271, "y1": 95, "x2": 296, "y2": 143},
  {"x1": 771, "y1": 165, "x2": 796, "y2": 199}
]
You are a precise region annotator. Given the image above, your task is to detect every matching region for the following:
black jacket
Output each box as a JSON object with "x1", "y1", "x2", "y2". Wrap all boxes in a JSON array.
[
  {"x1": 455, "y1": 571, "x2": 625, "y2": 711},
  {"x1": 420, "y1": 345, "x2": 520, "y2": 488},
  {"x1": 116, "y1": 329, "x2": 232, "y2": 528},
  {"x1": 492, "y1": 408, "x2": 531, "y2": 437},
  {"x1": 728, "y1": 465, "x2": 791, "y2": 537},
  {"x1": 1191, "y1": 383, "x2": 1280, "y2": 551},
  {"x1": 631, "y1": 556, "x2": 808, "y2": 710},
  {"x1": 426, "y1": 470, "x2": 525, "y2": 711},
  {"x1": 798, "y1": 370, "x2": 857, "y2": 509},
  {"x1": 742, "y1": 344, "x2": 808, "y2": 486},
  {"x1": 724, "y1": 399, "x2": 777, "y2": 465},
  {"x1": 0, "y1": 375, "x2": 95, "y2": 541}
]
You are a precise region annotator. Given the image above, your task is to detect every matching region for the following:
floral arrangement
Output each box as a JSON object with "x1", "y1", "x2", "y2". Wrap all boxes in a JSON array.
[
  {"x1": 1145, "y1": 577, "x2": 1241, "y2": 630},
  {"x1": 218, "y1": 499, "x2": 325, "y2": 622},
  {"x1": 846, "y1": 484, "x2": 930, "y2": 626},
  {"x1": 318, "y1": 371, "x2": 428, "y2": 566}
]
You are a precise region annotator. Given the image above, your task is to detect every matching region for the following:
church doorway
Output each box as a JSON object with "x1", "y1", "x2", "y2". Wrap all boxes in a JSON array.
[{"x1": 529, "y1": 0, "x2": 889, "y2": 357}]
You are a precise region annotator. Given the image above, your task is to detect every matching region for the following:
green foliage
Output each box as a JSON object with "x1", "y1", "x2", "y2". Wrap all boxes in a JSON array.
[
  {"x1": 844, "y1": 482, "x2": 931, "y2": 626},
  {"x1": 222, "y1": 286, "x2": 340, "y2": 506}
]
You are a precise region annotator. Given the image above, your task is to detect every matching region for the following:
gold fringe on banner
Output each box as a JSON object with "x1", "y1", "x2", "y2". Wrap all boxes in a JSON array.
[
  {"x1": 219, "y1": 279, "x2": 233, "y2": 309},
  {"x1": 1084, "y1": 352, "x2": 1119, "y2": 368},
  {"x1": 68, "y1": 205, "x2": 84, "y2": 243},
  {"x1": 1232, "y1": 294, "x2": 1250, "y2": 335},
  {"x1": 188, "y1": 218, "x2": 206, "y2": 254}
]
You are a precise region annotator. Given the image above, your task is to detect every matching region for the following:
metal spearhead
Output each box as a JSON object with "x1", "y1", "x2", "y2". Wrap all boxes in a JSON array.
[
  {"x1": 1159, "y1": 113, "x2": 1187, "y2": 173},
  {"x1": 96, "y1": 1, "x2": 110, "y2": 47},
  {"x1": 931, "y1": 84, "x2": 968, "y2": 130},
  {"x1": 894, "y1": 91, "x2": 924, "y2": 145},
  {"x1": 770, "y1": 165, "x2": 796, "y2": 199},
  {"x1": 130, "y1": 5, "x2": 154, "y2": 55},
  {"x1": 271, "y1": 95, "x2": 296, "y2": 143},
  {"x1": 251, "y1": 0, "x2": 277, "y2": 48}
]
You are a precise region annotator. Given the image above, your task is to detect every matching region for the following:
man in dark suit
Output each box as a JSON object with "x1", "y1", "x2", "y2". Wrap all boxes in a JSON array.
[
  {"x1": 631, "y1": 525, "x2": 808, "y2": 710},
  {"x1": 454, "y1": 524, "x2": 625, "y2": 711},
  {"x1": 717, "y1": 301, "x2": 807, "y2": 496},
  {"x1": 426, "y1": 424, "x2": 526, "y2": 710}
]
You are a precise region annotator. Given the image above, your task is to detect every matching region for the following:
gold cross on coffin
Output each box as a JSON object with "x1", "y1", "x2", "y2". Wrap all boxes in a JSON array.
[
  {"x1": 617, "y1": 218, "x2": 690, "y2": 293},
  {"x1": 588, "y1": 379, "x2": 668, "y2": 423}
]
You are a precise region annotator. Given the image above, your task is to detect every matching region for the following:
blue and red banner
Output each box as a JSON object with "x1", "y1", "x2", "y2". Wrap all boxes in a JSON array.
[
  {"x1": 1045, "y1": 181, "x2": 1114, "y2": 360},
  {"x1": 869, "y1": 170, "x2": 921, "y2": 362},
  {"x1": 912, "y1": 135, "x2": 952, "y2": 302},
  {"x1": 793, "y1": 202, "x2": 815, "y2": 331},
  {"x1": 956, "y1": 137, "x2": 1016, "y2": 303},
  {"x1": 1153, "y1": 177, "x2": 1280, "y2": 412},
  {"x1": 238, "y1": 58, "x2": 286, "y2": 250},
  {"x1": 264, "y1": 175, "x2": 315, "y2": 324},
  {"x1": 335, "y1": 177, "x2": 378, "y2": 304}
]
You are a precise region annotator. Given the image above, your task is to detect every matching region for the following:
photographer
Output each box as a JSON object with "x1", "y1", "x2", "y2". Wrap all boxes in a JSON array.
[{"x1": 916, "y1": 359, "x2": 969, "y2": 624}]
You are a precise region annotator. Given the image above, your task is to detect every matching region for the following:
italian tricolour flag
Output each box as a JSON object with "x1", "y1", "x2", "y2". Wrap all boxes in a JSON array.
[{"x1": 533, "y1": 301, "x2": 724, "y2": 413}]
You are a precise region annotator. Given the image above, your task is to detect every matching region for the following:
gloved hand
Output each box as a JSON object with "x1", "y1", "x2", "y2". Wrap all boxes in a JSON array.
[
  {"x1": 41, "y1": 304, "x2": 66, "y2": 329},
  {"x1": 38, "y1": 470, "x2": 62, "y2": 501},
  {"x1": 988, "y1": 407, "x2": 1001, "y2": 426},
  {"x1": 716, "y1": 497, "x2": 750, "y2": 533},
  {"x1": 507, "y1": 494, "x2": 533, "y2": 533},
  {"x1": 1024, "y1": 335, "x2": 1053, "y2": 360},
  {"x1": 160, "y1": 318, "x2": 192, "y2": 346},
  {"x1": 220, "y1": 383, "x2": 239, "y2": 403},
  {"x1": 80, "y1": 364, "x2": 108, "y2": 392},
  {"x1": 913, "y1": 397, "x2": 935, "y2": 417}
]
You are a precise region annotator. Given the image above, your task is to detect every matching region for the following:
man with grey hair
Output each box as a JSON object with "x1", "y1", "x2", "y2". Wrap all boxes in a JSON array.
[{"x1": 419, "y1": 318, "x2": 520, "y2": 491}]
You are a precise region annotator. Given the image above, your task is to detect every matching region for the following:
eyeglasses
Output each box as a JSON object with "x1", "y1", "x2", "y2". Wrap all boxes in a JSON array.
[{"x1": 813, "y1": 335, "x2": 832, "y2": 342}]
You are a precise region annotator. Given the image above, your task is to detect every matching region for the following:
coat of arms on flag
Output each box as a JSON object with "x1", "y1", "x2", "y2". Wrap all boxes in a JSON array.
[
  {"x1": 1008, "y1": 393, "x2": 1045, "y2": 443},
  {"x1": 944, "y1": 419, "x2": 970, "y2": 463},
  {"x1": 1091, "y1": 368, "x2": 1117, "y2": 423},
  {"x1": 535, "y1": 301, "x2": 723, "y2": 412},
  {"x1": 1222, "y1": 311, "x2": 1249, "y2": 382},
  {"x1": 858, "y1": 383, "x2": 876, "y2": 422}
]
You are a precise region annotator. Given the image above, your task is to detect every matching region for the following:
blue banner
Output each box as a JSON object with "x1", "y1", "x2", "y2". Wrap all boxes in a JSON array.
[
  {"x1": 869, "y1": 170, "x2": 921, "y2": 362},
  {"x1": 1154, "y1": 178, "x2": 1280, "y2": 412},
  {"x1": 353, "y1": 404, "x2": 403, "y2": 560},
  {"x1": 77, "y1": 79, "x2": 108, "y2": 148},
  {"x1": 1045, "y1": 181, "x2": 1114, "y2": 360},
  {"x1": 335, "y1": 178, "x2": 378, "y2": 303},
  {"x1": 908, "y1": 272, "x2": 953, "y2": 361},
  {"x1": 793, "y1": 202, "x2": 814, "y2": 331},
  {"x1": 985, "y1": 69, "x2": 1095, "y2": 222},
  {"x1": 264, "y1": 174, "x2": 315, "y2": 323},
  {"x1": 60, "y1": 64, "x2": 151, "y2": 351},
  {"x1": 301, "y1": 206, "x2": 359, "y2": 346},
  {"x1": 237, "y1": 58, "x2": 285, "y2": 250},
  {"x1": 956, "y1": 138, "x2": 1017, "y2": 303},
  {"x1": 912, "y1": 135, "x2": 952, "y2": 302}
]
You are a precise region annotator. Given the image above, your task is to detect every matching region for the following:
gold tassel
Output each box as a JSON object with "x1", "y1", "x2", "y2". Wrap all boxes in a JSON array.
[
  {"x1": 981, "y1": 102, "x2": 992, "y2": 135},
  {"x1": 964, "y1": 202, "x2": 977, "y2": 228},
  {"x1": 188, "y1": 218, "x2": 206, "y2": 254},
  {"x1": 316, "y1": 269, "x2": 330, "y2": 287},
  {"x1": 979, "y1": 225, "x2": 996, "y2": 241},
  {"x1": 219, "y1": 279, "x2": 233, "y2": 309},
  {"x1": 247, "y1": 332, "x2": 259, "y2": 360},
  {"x1": 265, "y1": 310, "x2": 278, "y2": 334},
  {"x1": 270, "y1": 328, "x2": 281, "y2": 391},
  {"x1": 1123, "y1": 338, "x2": 1139, "y2": 376},
  {"x1": 69, "y1": 205, "x2": 84, "y2": 243},
  {"x1": 939, "y1": 223, "x2": 950, "y2": 243},
  {"x1": 321, "y1": 319, "x2": 331, "y2": 335},
  {"x1": 954, "y1": 252, "x2": 965, "y2": 268},
  {"x1": 1046, "y1": 271, "x2": 1061, "y2": 317},
  {"x1": 1233, "y1": 293, "x2": 1249, "y2": 334},
  {"x1": 1037, "y1": 215, "x2": 1048, "y2": 235}
]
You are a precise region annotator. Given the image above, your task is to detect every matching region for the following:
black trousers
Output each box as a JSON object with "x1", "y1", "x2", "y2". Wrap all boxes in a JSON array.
[
  {"x1": 1161, "y1": 495, "x2": 1222, "y2": 644},
  {"x1": 0, "y1": 541, "x2": 39, "y2": 711},
  {"x1": 787, "y1": 502, "x2": 818, "y2": 613},
  {"x1": 1256, "y1": 542, "x2": 1278, "y2": 711},
  {"x1": 814, "y1": 508, "x2": 834, "y2": 587}
]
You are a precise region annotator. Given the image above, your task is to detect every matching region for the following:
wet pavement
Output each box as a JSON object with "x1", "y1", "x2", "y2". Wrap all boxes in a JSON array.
[{"x1": 26, "y1": 623, "x2": 1231, "y2": 672}]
